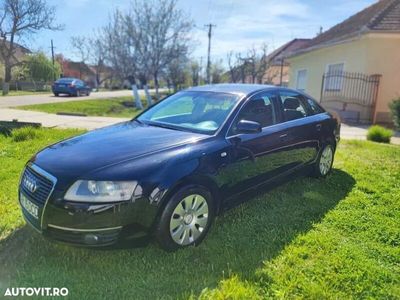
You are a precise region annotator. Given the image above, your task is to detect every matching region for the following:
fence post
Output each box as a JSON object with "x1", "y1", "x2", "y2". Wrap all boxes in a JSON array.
[
  {"x1": 370, "y1": 74, "x2": 382, "y2": 124},
  {"x1": 319, "y1": 73, "x2": 325, "y2": 103}
]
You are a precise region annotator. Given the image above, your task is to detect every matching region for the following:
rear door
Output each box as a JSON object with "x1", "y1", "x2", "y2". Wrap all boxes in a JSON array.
[{"x1": 276, "y1": 90, "x2": 320, "y2": 166}]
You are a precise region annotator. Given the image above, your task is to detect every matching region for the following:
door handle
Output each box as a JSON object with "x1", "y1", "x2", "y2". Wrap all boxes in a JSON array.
[
  {"x1": 316, "y1": 124, "x2": 322, "y2": 131},
  {"x1": 279, "y1": 133, "x2": 288, "y2": 139}
]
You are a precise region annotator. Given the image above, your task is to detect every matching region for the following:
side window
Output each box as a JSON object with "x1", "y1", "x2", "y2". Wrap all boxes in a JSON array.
[
  {"x1": 306, "y1": 98, "x2": 324, "y2": 115},
  {"x1": 230, "y1": 92, "x2": 277, "y2": 134},
  {"x1": 279, "y1": 91, "x2": 308, "y2": 121}
]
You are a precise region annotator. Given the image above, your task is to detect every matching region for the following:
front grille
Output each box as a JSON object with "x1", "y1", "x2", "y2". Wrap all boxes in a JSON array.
[{"x1": 20, "y1": 165, "x2": 55, "y2": 205}]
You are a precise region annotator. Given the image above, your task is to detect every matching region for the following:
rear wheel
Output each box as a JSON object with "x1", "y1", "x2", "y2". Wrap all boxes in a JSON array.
[
  {"x1": 54, "y1": 93, "x2": 59, "y2": 97},
  {"x1": 312, "y1": 144, "x2": 334, "y2": 178},
  {"x1": 155, "y1": 185, "x2": 214, "y2": 251}
]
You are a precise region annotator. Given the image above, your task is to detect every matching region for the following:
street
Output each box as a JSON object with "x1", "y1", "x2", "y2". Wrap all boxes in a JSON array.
[{"x1": 0, "y1": 89, "x2": 157, "y2": 108}]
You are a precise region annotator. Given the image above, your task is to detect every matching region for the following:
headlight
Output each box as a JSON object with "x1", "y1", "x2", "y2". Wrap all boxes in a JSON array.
[{"x1": 64, "y1": 180, "x2": 137, "y2": 202}]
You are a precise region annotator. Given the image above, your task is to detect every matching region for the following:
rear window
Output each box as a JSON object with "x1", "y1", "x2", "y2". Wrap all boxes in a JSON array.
[{"x1": 56, "y1": 78, "x2": 74, "y2": 84}]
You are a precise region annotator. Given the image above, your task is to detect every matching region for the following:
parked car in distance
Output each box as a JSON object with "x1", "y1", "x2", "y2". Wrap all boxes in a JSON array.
[
  {"x1": 19, "y1": 84, "x2": 340, "y2": 251},
  {"x1": 52, "y1": 78, "x2": 92, "y2": 97}
]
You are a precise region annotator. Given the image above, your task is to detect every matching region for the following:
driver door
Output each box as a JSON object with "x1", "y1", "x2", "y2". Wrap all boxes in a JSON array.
[{"x1": 222, "y1": 91, "x2": 298, "y2": 197}]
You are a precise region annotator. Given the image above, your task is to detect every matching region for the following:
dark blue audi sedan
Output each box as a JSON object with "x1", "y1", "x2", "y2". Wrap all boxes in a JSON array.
[
  {"x1": 19, "y1": 84, "x2": 340, "y2": 251},
  {"x1": 52, "y1": 77, "x2": 92, "y2": 97}
]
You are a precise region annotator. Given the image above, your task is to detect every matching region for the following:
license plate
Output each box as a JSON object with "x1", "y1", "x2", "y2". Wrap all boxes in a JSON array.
[{"x1": 20, "y1": 193, "x2": 39, "y2": 219}]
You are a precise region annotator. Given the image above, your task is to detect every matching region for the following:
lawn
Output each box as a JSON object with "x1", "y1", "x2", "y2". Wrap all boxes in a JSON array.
[
  {"x1": 18, "y1": 96, "x2": 143, "y2": 118},
  {"x1": 0, "y1": 128, "x2": 399, "y2": 299}
]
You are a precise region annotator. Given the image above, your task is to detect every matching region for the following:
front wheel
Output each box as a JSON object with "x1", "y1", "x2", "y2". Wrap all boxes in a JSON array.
[
  {"x1": 312, "y1": 144, "x2": 334, "y2": 178},
  {"x1": 155, "y1": 185, "x2": 215, "y2": 251}
]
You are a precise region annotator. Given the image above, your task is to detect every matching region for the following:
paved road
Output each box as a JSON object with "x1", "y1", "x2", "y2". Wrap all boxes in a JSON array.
[{"x1": 0, "y1": 89, "x2": 156, "y2": 108}]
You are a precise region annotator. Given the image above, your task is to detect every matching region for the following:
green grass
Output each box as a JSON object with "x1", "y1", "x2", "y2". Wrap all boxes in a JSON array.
[
  {"x1": 0, "y1": 132, "x2": 399, "y2": 299},
  {"x1": 19, "y1": 96, "x2": 144, "y2": 118}
]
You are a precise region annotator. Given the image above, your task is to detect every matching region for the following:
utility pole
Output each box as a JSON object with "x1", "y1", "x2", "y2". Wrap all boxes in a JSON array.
[
  {"x1": 50, "y1": 39, "x2": 56, "y2": 80},
  {"x1": 204, "y1": 24, "x2": 216, "y2": 84}
]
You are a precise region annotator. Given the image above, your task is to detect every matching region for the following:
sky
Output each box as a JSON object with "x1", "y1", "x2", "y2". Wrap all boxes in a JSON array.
[{"x1": 29, "y1": 0, "x2": 376, "y2": 65}]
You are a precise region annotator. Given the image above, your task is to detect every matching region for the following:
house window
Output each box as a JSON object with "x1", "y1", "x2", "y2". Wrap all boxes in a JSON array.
[
  {"x1": 325, "y1": 63, "x2": 344, "y2": 91},
  {"x1": 296, "y1": 69, "x2": 307, "y2": 91}
]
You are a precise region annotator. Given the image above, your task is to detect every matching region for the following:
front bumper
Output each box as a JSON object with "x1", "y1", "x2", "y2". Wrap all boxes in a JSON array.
[{"x1": 19, "y1": 164, "x2": 157, "y2": 247}]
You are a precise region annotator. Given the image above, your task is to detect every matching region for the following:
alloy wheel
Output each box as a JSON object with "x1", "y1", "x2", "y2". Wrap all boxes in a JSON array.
[
  {"x1": 319, "y1": 146, "x2": 333, "y2": 175},
  {"x1": 169, "y1": 194, "x2": 209, "y2": 245}
]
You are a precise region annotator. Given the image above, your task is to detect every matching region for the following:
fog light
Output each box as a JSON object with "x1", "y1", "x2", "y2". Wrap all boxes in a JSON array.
[{"x1": 84, "y1": 234, "x2": 99, "y2": 245}]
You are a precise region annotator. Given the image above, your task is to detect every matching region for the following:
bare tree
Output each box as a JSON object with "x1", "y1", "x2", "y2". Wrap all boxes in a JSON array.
[
  {"x1": 126, "y1": 0, "x2": 193, "y2": 99},
  {"x1": 227, "y1": 51, "x2": 241, "y2": 83},
  {"x1": 237, "y1": 53, "x2": 248, "y2": 83},
  {"x1": 244, "y1": 44, "x2": 268, "y2": 83},
  {"x1": 0, "y1": 0, "x2": 62, "y2": 94},
  {"x1": 255, "y1": 44, "x2": 269, "y2": 84},
  {"x1": 102, "y1": 10, "x2": 142, "y2": 109},
  {"x1": 70, "y1": 36, "x2": 90, "y2": 80},
  {"x1": 233, "y1": 43, "x2": 270, "y2": 84},
  {"x1": 88, "y1": 34, "x2": 109, "y2": 89}
]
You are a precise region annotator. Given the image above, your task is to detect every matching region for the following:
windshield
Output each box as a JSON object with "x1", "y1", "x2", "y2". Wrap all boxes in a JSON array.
[{"x1": 137, "y1": 91, "x2": 240, "y2": 134}]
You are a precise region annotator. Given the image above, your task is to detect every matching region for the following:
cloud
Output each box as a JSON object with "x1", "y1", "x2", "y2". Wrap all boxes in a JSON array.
[
  {"x1": 190, "y1": 0, "x2": 375, "y2": 63},
  {"x1": 193, "y1": 0, "x2": 313, "y2": 59}
]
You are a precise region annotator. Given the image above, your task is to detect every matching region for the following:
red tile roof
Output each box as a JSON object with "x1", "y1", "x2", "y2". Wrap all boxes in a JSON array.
[
  {"x1": 267, "y1": 38, "x2": 311, "y2": 64},
  {"x1": 292, "y1": 0, "x2": 400, "y2": 55}
]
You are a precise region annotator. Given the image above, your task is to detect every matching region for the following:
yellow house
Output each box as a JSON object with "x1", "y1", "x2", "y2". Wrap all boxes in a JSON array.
[{"x1": 288, "y1": 0, "x2": 400, "y2": 124}]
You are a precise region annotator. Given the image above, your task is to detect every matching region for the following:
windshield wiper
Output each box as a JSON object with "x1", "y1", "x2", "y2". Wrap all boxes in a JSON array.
[{"x1": 146, "y1": 121, "x2": 180, "y2": 131}]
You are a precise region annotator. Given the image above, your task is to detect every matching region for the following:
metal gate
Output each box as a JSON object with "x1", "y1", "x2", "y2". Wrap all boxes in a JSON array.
[{"x1": 320, "y1": 71, "x2": 381, "y2": 123}]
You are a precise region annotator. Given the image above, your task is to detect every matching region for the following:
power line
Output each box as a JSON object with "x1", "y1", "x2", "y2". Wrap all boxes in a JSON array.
[{"x1": 204, "y1": 23, "x2": 216, "y2": 84}]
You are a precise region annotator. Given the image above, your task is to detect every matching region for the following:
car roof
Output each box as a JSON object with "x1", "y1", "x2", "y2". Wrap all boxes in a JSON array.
[
  {"x1": 187, "y1": 84, "x2": 275, "y2": 96},
  {"x1": 56, "y1": 77, "x2": 78, "y2": 82}
]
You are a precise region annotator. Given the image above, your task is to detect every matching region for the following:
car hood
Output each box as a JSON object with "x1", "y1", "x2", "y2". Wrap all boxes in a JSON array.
[{"x1": 32, "y1": 121, "x2": 208, "y2": 182}]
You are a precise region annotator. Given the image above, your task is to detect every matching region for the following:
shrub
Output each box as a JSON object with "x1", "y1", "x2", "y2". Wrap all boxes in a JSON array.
[
  {"x1": 11, "y1": 126, "x2": 39, "y2": 142},
  {"x1": 367, "y1": 125, "x2": 393, "y2": 143},
  {"x1": 389, "y1": 98, "x2": 400, "y2": 129}
]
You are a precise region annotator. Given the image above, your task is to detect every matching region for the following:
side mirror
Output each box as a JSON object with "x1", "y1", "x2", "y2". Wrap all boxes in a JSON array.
[{"x1": 236, "y1": 120, "x2": 262, "y2": 134}]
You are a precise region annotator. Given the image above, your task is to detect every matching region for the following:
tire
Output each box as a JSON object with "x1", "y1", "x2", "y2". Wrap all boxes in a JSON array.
[
  {"x1": 54, "y1": 93, "x2": 59, "y2": 97},
  {"x1": 155, "y1": 185, "x2": 215, "y2": 251},
  {"x1": 311, "y1": 144, "x2": 335, "y2": 178},
  {"x1": 86, "y1": 91, "x2": 91, "y2": 96}
]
